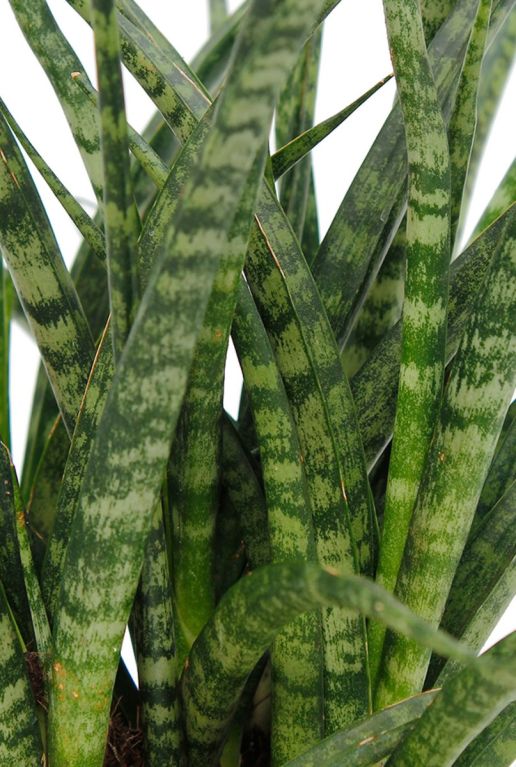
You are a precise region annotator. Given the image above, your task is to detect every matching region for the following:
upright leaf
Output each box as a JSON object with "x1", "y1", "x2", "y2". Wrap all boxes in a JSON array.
[
  {"x1": 275, "y1": 29, "x2": 321, "y2": 245},
  {"x1": 370, "y1": 0, "x2": 451, "y2": 685},
  {"x1": 8, "y1": 0, "x2": 104, "y2": 201},
  {"x1": 91, "y1": 0, "x2": 140, "y2": 360},
  {"x1": 377, "y1": 207, "x2": 516, "y2": 706},
  {"x1": 0, "y1": 583, "x2": 43, "y2": 767},
  {"x1": 0, "y1": 114, "x2": 94, "y2": 436},
  {"x1": 0, "y1": 259, "x2": 10, "y2": 448},
  {"x1": 48, "y1": 2, "x2": 336, "y2": 763},
  {"x1": 182, "y1": 561, "x2": 474, "y2": 767},
  {"x1": 448, "y1": 0, "x2": 492, "y2": 245},
  {"x1": 209, "y1": 0, "x2": 228, "y2": 35},
  {"x1": 233, "y1": 279, "x2": 324, "y2": 764},
  {"x1": 246, "y1": 182, "x2": 374, "y2": 732}
]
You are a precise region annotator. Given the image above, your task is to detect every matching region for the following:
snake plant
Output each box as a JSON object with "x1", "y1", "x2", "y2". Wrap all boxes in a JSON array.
[{"x1": 0, "y1": 0, "x2": 514, "y2": 765}]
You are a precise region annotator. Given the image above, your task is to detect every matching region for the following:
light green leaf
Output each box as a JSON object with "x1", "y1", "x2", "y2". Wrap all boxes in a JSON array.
[
  {"x1": 91, "y1": 0, "x2": 140, "y2": 360},
  {"x1": 0, "y1": 582, "x2": 43, "y2": 767},
  {"x1": 48, "y1": 2, "x2": 334, "y2": 763},
  {"x1": 8, "y1": 0, "x2": 104, "y2": 202},
  {"x1": 387, "y1": 633, "x2": 516, "y2": 766},
  {"x1": 182, "y1": 561, "x2": 474, "y2": 767},
  {"x1": 377, "y1": 206, "x2": 516, "y2": 705},
  {"x1": 0, "y1": 113, "x2": 94, "y2": 436},
  {"x1": 371, "y1": 0, "x2": 451, "y2": 688},
  {"x1": 233, "y1": 278, "x2": 323, "y2": 763}
]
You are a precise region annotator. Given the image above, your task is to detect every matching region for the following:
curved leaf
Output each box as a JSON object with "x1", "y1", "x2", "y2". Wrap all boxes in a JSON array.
[
  {"x1": 283, "y1": 691, "x2": 437, "y2": 767},
  {"x1": 387, "y1": 633, "x2": 516, "y2": 766},
  {"x1": 48, "y1": 2, "x2": 335, "y2": 763},
  {"x1": 182, "y1": 561, "x2": 474, "y2": 767}
]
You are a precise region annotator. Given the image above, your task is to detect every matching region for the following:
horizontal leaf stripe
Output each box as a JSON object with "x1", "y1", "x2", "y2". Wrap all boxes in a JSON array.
[
  {"x1": 182, "y1": 561, "x2": 474, "y2": 766},
  {"x1": 353, "y1": 206, "x2": 513, "y2": 470},
  {"x1": 9, "y1": 0, "x2": 104, "y2": 201},
  {"x1": 371, "y1": 0, "x2": 451, "y2": 688},
  {"x1": 233, "y1": 278, "x2": 324, "y2": 763},
  {"x1": 91, "y1": 0, "x2": 140, "y2": 359},
  {"x1": 283, "y1": 691, "x2": 437, "y2": 767},
  {"x1": 48, "y1": 2, "x2": 333, "y2": 763},
  {"x1": 387, "y1": 633, "x2": 516, "y2": 766},
  {"x1": 0, "y1": 582, "x2": 43, "y2": 766},
  {"x1": 377, "y1": 207, "x2": 516, "y2": 705},
  {"x1": 0, "y1": 99, "x2": 105, "y2": 262},
  {"x1": 448, "y1": 0, "x2": 492, "y2": 244},
  {"x1": 454, "y1": 701, "x2": 516, "y2": 766},
  {"x1": 246, "y1": 181, "x2": 374, "y2": 731},
  {"x1": 0, "y1": 115, "x2": 94, "y2": 436}
]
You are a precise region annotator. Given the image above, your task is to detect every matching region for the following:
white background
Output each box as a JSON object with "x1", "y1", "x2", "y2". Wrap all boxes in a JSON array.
[{"x1": 0, "y1": 0, "x2": 515, "y2": 675}]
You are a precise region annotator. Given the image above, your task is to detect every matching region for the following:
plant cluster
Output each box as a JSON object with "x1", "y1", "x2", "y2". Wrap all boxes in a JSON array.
[{"x1": 0, "y1": 0, "x2": 514, "y2": 765}]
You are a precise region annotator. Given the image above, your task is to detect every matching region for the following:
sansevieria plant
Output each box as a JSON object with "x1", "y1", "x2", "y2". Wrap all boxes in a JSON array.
[{"x1": 0, "y1": 0, "x2": 514, "y2": 764}]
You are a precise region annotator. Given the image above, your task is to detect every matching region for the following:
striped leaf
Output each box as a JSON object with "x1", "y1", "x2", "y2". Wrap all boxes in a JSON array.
[
  {"x1": 276, "y1": 29, "x2": 322, "y2": 245},
  {"x1": 41, "y1": 326, "x2": 113, "y2": 623},
  {"x1": 25, "y1": 418, "x2": 68, "y2": 572},
  {"x1": 283, "y1": 691, "x2": 437, "y2": 767},
  {"x1": 438, "y1": 559, "x2": 516, "y2": 684},
  {"x1": 377, "y1": 206, "x2": 516, "y2": 705},
  {"x1": 311, "y1": 0, "x2": 478, "y2": 347},
  {"x1": 48, "y1": 2, "x2": 335, "y2": 763},
  {"x1": 353, "y1": 205, "x2": 513, "y2": 471},
  {"x1": 0, "y1": 113, "x2": 94, "y2": 436},
  {"x1": 0, "y1": 259, "x2": 10, "y2": 448},
  {"x1": 2, "y1": 447, "x2": 52, "y2": 687},
  {"x1": 371, "y1": 0, "x2": 451, "y2": 689},
  {"x1": 8, "y1": 0, "x2": 104, "y2": 202},
  {"x1": 342, "y1": 223, "x2": 405, "y2": 379},
  {"x1": 246, "y1": 181, "x2": 374, "y2": 732},
  {"x1": 220, "y1": 416, "x2": 270, "y2": 570},
  {"x1": 420, "y1": 0, "x2": 457, "y2": 40},
  {"x1": 233, "y1": 278, "x2": 324, "y2": 764},
  {"x1": 454, "y1": 702, "x2": 516, "y2": 766},
  {"x1": 387, "y1": 633, "x2": 516, "y2": 766},
  {"x1": 91, "y1": 0, "x2": 140, "y2": 359},
  {"x1": 0, "y1": 98, "x2": 105, "y2": 262},
  {"x1": 0, "y1": 445, "x2": 35, "y2": 647},
  {"x1": 182, "y1": 561, "x2": 474, "y2": 767},
  {"x1": 448, "y1": 0, "x2": 492, "y2": 245},
  {"x1": 132, "y1": 504, "x2": 180, "y2": 767},
  {"x1": 66, "y1": 0, "x2": 211, "y2": 142},
  {"x1": 459, "y1": 6, "x2": 516, "y2": 242},
  {"x1": 191, "y1": 3, "x2": 249, "y2": 94},
  {"x1": 475, "y1": 398, "x2": 515, "y2": 522},
  {"x1": 473, "y1": 157, "x2": 516, "y2": 240},
  {"x1": 271, "y1": 76, "x2": 393, "y2": 181},
  {"x1": 0, "y1": 582, "x2": 43, "y2": 767}
]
